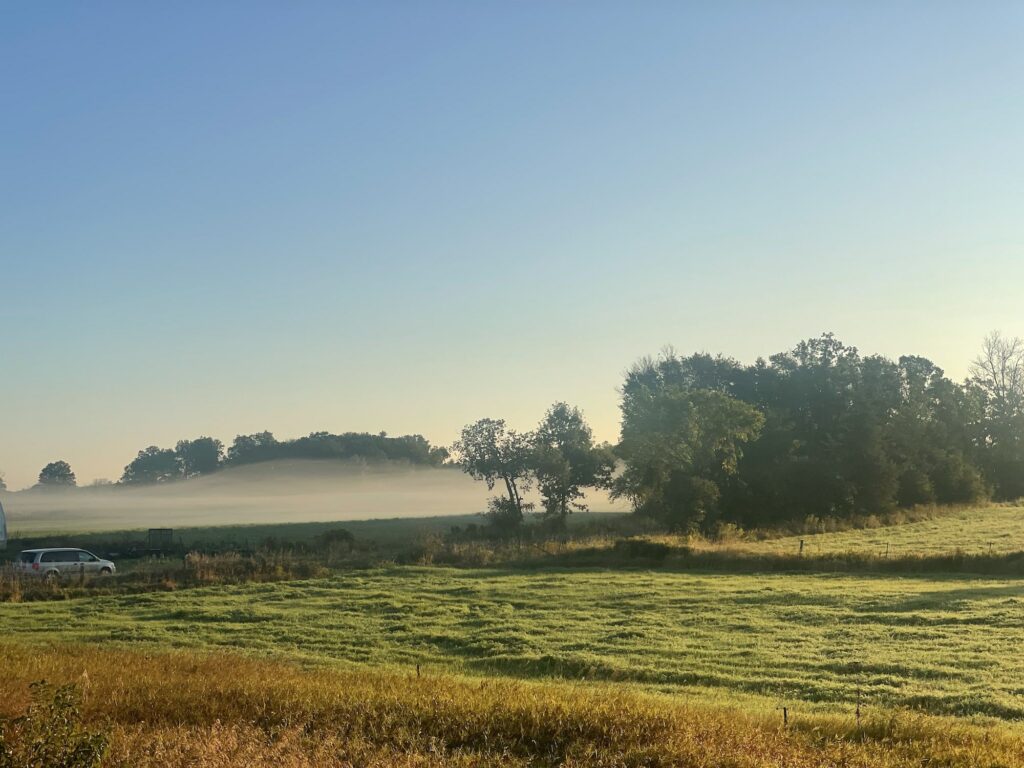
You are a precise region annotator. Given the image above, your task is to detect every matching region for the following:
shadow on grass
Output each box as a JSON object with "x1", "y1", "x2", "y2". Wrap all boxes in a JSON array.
[{"x1": 493, "y1": 546, "x2": 1024, "y2": 579}]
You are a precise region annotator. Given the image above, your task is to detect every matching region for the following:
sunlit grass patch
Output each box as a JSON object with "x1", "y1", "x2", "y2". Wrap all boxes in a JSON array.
[{"x1": 0, "y1": 644, "x2": 1021, "y2": 767}]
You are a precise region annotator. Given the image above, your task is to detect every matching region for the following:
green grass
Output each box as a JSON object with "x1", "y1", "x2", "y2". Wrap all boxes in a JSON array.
[
  {"x1": 742, "y1": 503, "x2": 1024, "y2": 557},
  {"x1": 2, "y1": 566, "x2": 1023, "y2": 721}
]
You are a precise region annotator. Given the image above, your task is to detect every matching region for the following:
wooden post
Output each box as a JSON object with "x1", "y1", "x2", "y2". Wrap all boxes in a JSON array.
[
  {"x1": 783, "y1": 706, "x2": 788, "y2": 726},
  {"x1": 799, "y1": 539, "x2": 804, "y2": 556}
]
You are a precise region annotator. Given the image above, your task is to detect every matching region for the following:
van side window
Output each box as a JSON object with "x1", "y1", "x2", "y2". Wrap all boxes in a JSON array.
[
  {"x1": 40, "y1": 551, "x2": 64, "y2": 563},
  {"x1": 78, "y1": 551, "x2": 96, "y2": 562}
]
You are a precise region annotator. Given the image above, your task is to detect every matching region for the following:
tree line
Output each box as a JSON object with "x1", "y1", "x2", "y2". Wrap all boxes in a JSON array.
[
  {"x1": 454, "y1": 332, "x2": 1024, "y2": 532},
  {"x1": 25, "y1": 431, "x2": 450, "y2": 490},
  {"x1": 13, "y1": 332, "x2": 1023, "y2": 534}
]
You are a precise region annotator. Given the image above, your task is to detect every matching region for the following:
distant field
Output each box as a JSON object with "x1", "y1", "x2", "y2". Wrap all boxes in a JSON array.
[
  {"x1": 0, "y1": 459, "x2": 627, "y2": 536},
  {"x1": 2, "y1": 566, "x2": 1023, "y2": 720}
]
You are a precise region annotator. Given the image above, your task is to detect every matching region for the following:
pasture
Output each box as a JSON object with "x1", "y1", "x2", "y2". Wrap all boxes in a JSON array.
[
  {"x1": 742, "y1": 503, "x2": 1024, "y2": 558},
  {"x1": 4, "y1": 503, "x2": 1024, "y2": 765},
  {"x1": 2, "y1": 566, "x2": 1023, "y2": 721}
]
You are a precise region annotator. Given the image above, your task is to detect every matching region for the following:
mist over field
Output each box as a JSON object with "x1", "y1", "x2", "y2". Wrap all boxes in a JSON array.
[{"x1": 0, "y1": 460, "x2": 626, "y2": 535}]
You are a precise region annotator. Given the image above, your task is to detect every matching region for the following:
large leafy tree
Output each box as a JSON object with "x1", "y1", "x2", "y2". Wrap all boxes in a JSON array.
[
  {"x1": 121, "y1": 446, "x2": 182, "y2": 485},
  {"x1": 531, "y1": 403, "x2": 615, "y2": 529},
  {"x1": 38, "y1": 461, "x2": 76, "y2": 488},
  {"x1": 971, "y1": 332, "x2": 1024, "y2": 499},
  {"x1": 226, "y1": 431, "x2": 279, "y2": 464},
  {"x1": 175, "y1": 437, "x2": 224, "y2": 478},
  {"x1": 727, "y1": 337, "x2": 898, "y2": 522},
  {"x1": 886, "y1": 356, "x2": 985, "y2": 506},
  {"x1": 615, "y1": 376, "x2": 764, "y2": 531},
  {"x1": 453, "y1": 418, "x2": 534, "y2": 532}
]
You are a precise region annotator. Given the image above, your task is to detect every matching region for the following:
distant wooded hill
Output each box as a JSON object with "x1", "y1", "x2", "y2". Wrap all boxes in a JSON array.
[{"x1": 102, "y1": 431, "x2": 448, "y2": 487}]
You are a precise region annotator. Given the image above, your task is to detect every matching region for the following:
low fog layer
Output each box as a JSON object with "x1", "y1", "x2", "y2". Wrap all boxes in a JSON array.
[{"x1": 0, "y1": 460, "x2": 626, "y2": 535}]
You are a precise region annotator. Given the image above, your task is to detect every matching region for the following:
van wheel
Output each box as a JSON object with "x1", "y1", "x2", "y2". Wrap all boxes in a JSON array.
[
  {"x1": 99, "y1": 567, "x2": 113, "y2": 576},
  {"x1": 44, "y1": 571, "x2": 60, "y2": 584}
]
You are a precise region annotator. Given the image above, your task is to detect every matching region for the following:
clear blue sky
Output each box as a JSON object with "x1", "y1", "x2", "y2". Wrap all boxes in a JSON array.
[{"x1": 2, "y1": 2, "x2": 1022, "y2": 489}]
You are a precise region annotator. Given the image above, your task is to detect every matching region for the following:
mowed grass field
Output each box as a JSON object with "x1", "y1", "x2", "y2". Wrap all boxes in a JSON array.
[
  {"x1": 739, "y1": 503, "x2": 1024, "y2": 558},
  {"x1": 3, "y1": 566, "x2": 1024, "y2": 721}
]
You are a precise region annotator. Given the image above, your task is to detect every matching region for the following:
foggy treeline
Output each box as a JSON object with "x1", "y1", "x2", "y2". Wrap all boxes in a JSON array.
[
  {"x1": 4, "y1": 461, "x2": 503, "y2": 535},
  {"x1": 21, "y1": 432, "x2": 449, "y2": 491},
  {"x1": 6, "y1": 332, "x2": 1023, "y2": 536}
]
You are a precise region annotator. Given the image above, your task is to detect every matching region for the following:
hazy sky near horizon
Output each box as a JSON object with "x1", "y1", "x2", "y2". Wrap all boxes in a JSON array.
[{"x1": 1, "y1": 2, "x2": 1022, "y2": 489}]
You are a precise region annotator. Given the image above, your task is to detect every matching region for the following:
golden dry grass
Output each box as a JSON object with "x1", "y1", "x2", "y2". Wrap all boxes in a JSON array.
[{"x1": 2, "y1": 643, "x2": 1022, "y2": 767}]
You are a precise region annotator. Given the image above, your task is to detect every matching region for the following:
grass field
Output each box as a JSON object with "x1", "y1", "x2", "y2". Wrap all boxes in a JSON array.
[
  {"x1": 4, "y1": 503, "x2": 1024, "y2": 765},
  {"x1": 4, "y1": 644, "x2": 1021, "y2": 768},
  {"x1": 2, "y1": 566, "x2": 1023, "y2": 721},
  {"x1": 739, "y1": 503, "x2": 1024, "y2": 558}
]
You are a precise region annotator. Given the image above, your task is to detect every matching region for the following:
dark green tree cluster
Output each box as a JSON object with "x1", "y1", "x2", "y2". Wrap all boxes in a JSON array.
[
  {"x1": 122, "y1": 438, "x2": 224, "y2": 485},
  {"x1": 454, "y1": 403, "x2": 615, "y2": 533},
  {"x1": 225, "y1": 431, "x2": 448, "y2": 467},
  {"x1": 118, "y1": 431, "x2": 448, "y2": 485},
  {"x1": 615, "y1": 333, "x2": 1022, "y2": 531},
  {"x1": 37, "y1": 461, "x2": 77, "y2": 488}
]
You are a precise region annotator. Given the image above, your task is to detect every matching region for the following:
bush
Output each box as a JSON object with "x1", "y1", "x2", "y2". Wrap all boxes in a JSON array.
[
  {"x1": 897, "y1": 468, "x2": 935, "y2": 507},
  {"x1": 485, "y1": 497, "x2": 526, "y2": 536},
  {"x1": 0, "y1": 683, "x2": 108, "y2": 768},
  {"x1": 612, "y1": 539, "x2": 677, "y2": 561},
  {"x1": 933, "y1": 454, "x2": 988, "y2": 504},
  {"x1": 316, "y1": 528, "x2": 356, "y2": 551}
]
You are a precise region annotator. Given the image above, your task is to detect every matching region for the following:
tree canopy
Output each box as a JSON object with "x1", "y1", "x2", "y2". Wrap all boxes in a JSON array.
[
  {"x1": 453, "y1": 418, "x2": 535, "y2": 531},
  {"x1": 533, "y1": 403, "x2": 615, "y2": 528},
  {"x1": 38, "y1": 461, "x2": 76, "y2": 488},
  {"x1": 615, "y1": 385, "x2": 764, "y2": 531},
  {"x1": 176, "y1": 437, "x2": 224, "y2": 478},
  {"x1": 122, "y1": 446, "x2": 182, "y2": 485},
  {"x1": 614, "y1": 334, "x2": 1009, "y2": 530},
  {"x1": 107, "y1": 430, "x2": 450, "y2": 486}
]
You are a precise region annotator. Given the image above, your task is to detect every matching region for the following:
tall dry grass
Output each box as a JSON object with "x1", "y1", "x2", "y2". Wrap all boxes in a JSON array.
[{"x1": 0, "y1": 644, "x2": 1020, "y2": 767}]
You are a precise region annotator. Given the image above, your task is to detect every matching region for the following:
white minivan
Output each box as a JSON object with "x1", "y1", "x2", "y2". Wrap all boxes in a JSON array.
[{"x1": 16, "y1": 548, "x2": 116, "y2": 579}]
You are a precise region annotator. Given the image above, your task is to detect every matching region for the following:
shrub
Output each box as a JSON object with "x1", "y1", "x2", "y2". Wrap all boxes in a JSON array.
[
  {"x1": 316, "y1": 528, "x2": 356, "y2": 551},
  {"x1": 0, "y1": 683, "x2": 108, "y2": 768},
  {"x1": 612, "y1": 538, "x2": 677, "y2": 561}
]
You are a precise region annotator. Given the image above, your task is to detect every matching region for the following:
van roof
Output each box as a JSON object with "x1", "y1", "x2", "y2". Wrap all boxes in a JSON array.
[{"x1": 19, "y1": 548, "x2": 81, "y2": 554}]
